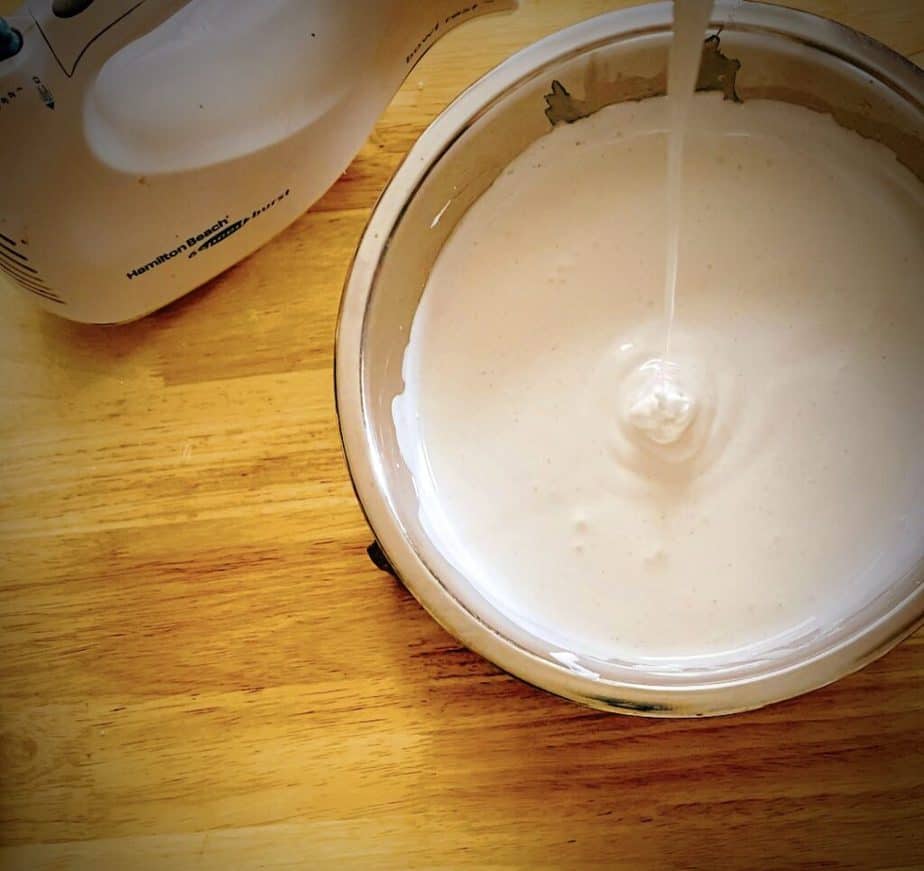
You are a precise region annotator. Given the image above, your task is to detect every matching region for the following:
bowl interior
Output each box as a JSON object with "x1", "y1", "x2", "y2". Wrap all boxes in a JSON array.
[{"x1": 348, "y1": 2, "x2": 924, "y2": 713}]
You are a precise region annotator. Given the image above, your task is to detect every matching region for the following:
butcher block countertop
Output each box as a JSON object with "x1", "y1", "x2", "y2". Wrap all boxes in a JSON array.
[{"x1": 1, "y1": 2, "x2": 922, "y2": 868}]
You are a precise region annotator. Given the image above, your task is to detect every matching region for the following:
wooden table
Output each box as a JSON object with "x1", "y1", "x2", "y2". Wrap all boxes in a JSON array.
[{"x1": 1, "y1": 2, "x2": 922, "y2": 868}]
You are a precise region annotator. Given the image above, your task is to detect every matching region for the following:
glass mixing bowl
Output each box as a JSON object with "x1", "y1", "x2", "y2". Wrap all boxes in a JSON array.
[{"x1": 336, "y1": 1, "x2": 924, "y2": 716}]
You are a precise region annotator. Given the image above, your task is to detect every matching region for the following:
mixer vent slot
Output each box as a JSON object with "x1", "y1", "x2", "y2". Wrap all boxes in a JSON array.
[{"x1": 0, "y1": 234, "x2": 65, "y2": 305}]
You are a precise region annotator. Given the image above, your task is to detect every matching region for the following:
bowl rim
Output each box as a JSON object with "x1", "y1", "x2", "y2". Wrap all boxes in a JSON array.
[{"x1": 335, "y1": 0, "x2": 924, "y2": 716}]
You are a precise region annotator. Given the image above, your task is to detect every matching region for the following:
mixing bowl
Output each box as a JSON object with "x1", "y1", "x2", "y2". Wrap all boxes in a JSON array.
[{"x1": 335, "y1": 1, "x2": 924, "y2": 716}]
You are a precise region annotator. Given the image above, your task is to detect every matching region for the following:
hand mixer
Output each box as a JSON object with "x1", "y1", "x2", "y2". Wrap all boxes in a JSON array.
[{"x1": 0, "y1": 0, "x2": 515, "y2": 323}]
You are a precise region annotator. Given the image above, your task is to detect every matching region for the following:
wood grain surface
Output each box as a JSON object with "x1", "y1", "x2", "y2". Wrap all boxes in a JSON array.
[{"x1": 1, "y1": 2, "x2": 923, "y2": 869}]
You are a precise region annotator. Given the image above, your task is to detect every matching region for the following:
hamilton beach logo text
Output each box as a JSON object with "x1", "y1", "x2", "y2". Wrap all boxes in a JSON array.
[{"x1": 125, "y1": 189, "x2": 291, "y2": 280}]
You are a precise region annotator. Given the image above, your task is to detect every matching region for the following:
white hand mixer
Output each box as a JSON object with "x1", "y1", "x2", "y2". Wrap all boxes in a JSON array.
[{"x1": 0, "y1": 0, "x2": 515, "y2": 323}]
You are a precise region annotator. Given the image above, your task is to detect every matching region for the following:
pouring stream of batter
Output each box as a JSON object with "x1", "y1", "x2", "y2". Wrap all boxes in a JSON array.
[{"x1": 627, "y1": 0, "x2": 715, "y2": 447}]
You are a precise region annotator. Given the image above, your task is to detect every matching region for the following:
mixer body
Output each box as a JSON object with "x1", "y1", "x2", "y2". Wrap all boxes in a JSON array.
[{"x1": 0, "y1": 0, "x2": 513, "y2": 322}]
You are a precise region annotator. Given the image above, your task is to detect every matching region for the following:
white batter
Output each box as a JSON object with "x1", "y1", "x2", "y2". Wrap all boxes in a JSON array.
[{"x1": 394, "y1": 93, "x2": 924, "y2": 670}]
